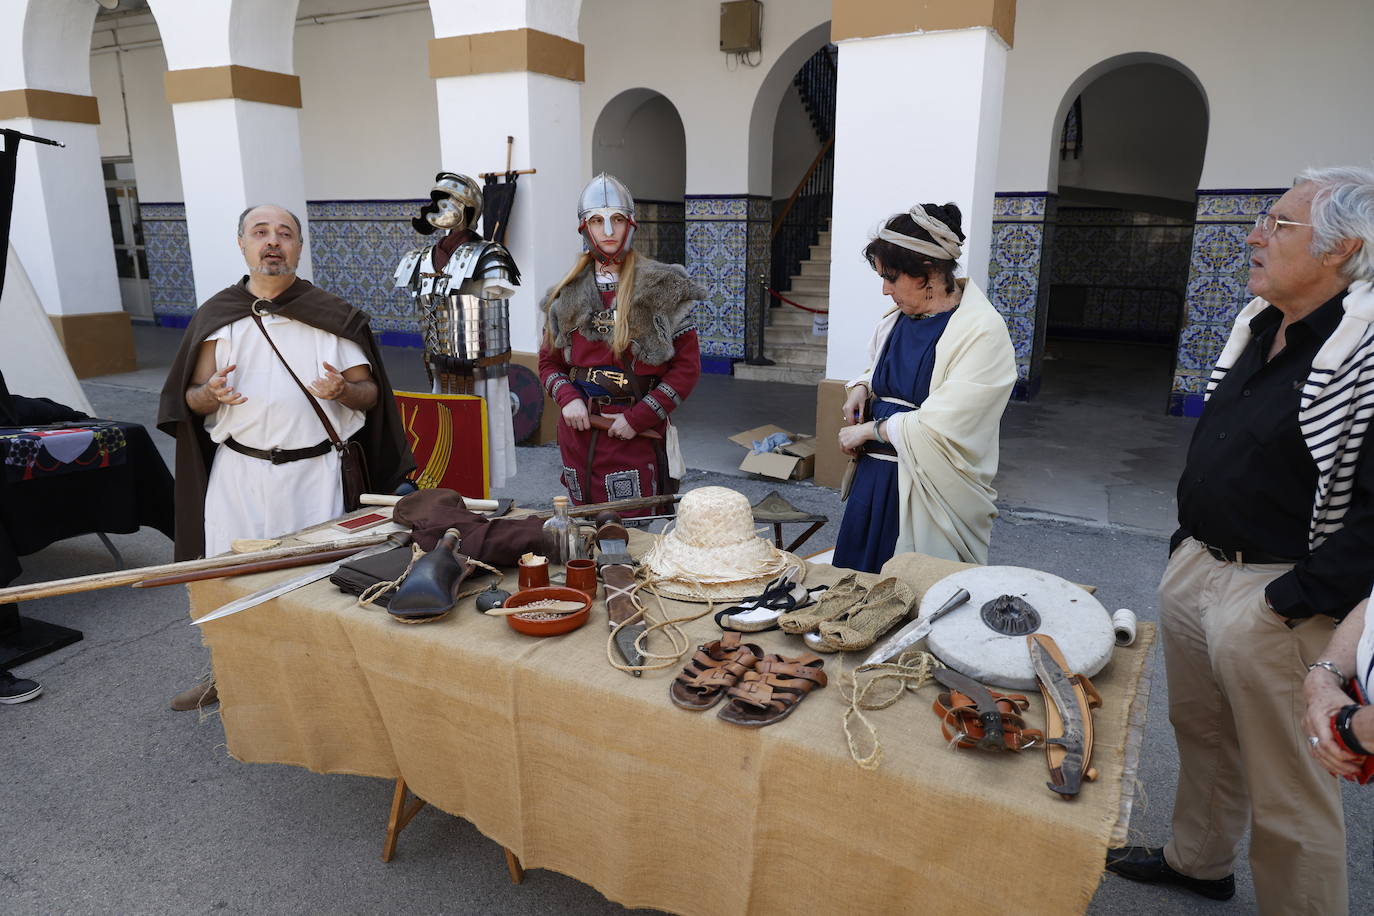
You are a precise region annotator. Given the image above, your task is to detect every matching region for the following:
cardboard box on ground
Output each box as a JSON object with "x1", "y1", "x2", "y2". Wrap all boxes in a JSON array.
[{"x1": 729, "y1": 425, "x2": 816, "y2": 481}]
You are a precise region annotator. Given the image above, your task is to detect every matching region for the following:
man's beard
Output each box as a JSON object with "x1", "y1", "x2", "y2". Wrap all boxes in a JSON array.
[{"x1": 253, "y1": 259, "x2": 294, "y2": 277}]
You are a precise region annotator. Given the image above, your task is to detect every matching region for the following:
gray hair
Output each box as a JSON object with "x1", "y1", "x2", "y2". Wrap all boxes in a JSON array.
[
  {"x1": 236, "y1": 204, "x2": 303, "y2": 238},
  {"x1": 1296, "y1": 166, "x2": 1374, "y2": 283}
]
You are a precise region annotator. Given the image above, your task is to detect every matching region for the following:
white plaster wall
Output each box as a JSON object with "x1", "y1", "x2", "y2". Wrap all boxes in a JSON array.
[
  {"x1": 91, "y1": 53, "x2": 128, "y2": 157},
  {"x1": 771, "y1": 83, "x2": 823, "y2": 200},
  {"x1": 827, "y1": 29, "x2": 1005, "y2": 381},
  {"x1": 1057, "y1": 63, "x2": 1207, "y2": 202},
  {"x1": 998, "y1": 0, "x2": 1374, "y2": 192},
  {"x1": 295, "y1": 9, "x2": 439, "y2": 199},
  {"x1": 591, "y1": 94, "x2": 686, "y2": 201},
  {"x1": 580, "y1": 0, "x2": 831, "y2": 195}
]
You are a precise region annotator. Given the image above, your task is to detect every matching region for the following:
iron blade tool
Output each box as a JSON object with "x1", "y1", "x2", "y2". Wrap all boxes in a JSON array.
[
  {"x1": 931, "y1": 667, "x2": 1007, "y2": 751},
  {"x1": 862, "y1": 587, "x2": 971, "y2": 666},
  {"x1": 194, "y1": 536, "x2": 408, "y2": 626}
]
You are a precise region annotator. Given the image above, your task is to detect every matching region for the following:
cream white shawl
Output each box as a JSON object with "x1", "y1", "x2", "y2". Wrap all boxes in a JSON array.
[{"x1": 849, "y1": 280, "x2": 1017, "y2": 563}]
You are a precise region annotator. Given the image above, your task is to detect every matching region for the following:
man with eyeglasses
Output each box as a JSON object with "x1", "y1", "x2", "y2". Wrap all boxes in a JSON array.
[{"x1": 1106, "y1": 168, "x2": 1374, "y2": 913}]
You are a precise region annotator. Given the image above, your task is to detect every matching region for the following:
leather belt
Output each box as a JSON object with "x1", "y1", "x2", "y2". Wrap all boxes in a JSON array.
[
  {"x1": 1198, "y1": 540, "x2": 1297, "y2": 566},
  {"x1": 589, "y1": 395, "x2": 635, "y2": 407},
  {"x1": 224, "y1": 436, "x2": 333, "y2": 465},
  {"x1": 860, "y1": 442, "x2": 898, "y2": 457}
]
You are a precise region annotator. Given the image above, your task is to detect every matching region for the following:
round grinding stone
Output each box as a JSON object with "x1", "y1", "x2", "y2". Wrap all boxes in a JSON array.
[{"x1": 923, "y1": 566, "x2": 1114, "y2": 690}]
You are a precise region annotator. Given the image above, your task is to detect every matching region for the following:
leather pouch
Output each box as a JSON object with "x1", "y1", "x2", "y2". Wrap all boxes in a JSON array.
[{"x1": 330, "y1": 545, "x2": 414, "y2": 608}]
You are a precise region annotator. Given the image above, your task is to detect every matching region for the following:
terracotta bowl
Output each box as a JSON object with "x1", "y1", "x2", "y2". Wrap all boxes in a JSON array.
[{"x1": 503, "y1": 586, "x2": 592, "y2": 637}]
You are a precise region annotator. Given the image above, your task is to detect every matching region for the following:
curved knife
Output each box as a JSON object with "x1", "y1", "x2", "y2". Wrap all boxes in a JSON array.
[
  {"x1": 932, "y1": 667, "x2": 1006, "y2": 752},
  {"x1": 862, "y1": 587, "x2": 971, "y2": 666},
  {"x1": 1027, "y1": 634, "x2": 1088, "y2": 798}
]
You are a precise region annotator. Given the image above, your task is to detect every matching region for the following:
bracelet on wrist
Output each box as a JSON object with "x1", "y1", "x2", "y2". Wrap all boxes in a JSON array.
[
  {"x1": 1308, "y1": 660, "x2": 1348, "y2": 684},
  {"x1": 871, "y1": 420, "x2": 885, "y2": 445},
  {"x1": 1334, "y1": 704, "x2": 1372, "y2": 756}
]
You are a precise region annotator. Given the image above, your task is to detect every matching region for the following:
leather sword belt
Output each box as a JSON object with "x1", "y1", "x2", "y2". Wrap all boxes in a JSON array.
[
  {"x1": 859, "y1": 442, "x2": 898, "y2": 458},
  {"x1": 1197, "y1": 540, "x2": 1297, "y2": 565},
  {"x1": 589, "y1": 395, "x2": 635, "y2": 408},
  {"x1": 569, "y1": 366, "x2": 658, "y2": 397},
  {"x1": 224, "y1": 436, "x2": 333, "y2": 465}
]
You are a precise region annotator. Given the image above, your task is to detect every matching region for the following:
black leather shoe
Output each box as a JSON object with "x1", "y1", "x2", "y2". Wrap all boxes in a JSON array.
[{"x1": 1106, "y1": 846, "x2": 1235, "y2": 901}]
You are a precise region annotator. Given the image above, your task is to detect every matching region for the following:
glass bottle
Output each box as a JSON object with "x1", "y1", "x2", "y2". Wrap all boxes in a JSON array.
[{"x1": 541, "y1": 496, "x2": 585, "y2": 565}]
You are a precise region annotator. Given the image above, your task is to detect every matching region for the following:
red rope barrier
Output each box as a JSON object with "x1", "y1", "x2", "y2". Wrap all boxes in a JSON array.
[{"x1": 763, "y1": 285, "x2": 829, "y2": 314}]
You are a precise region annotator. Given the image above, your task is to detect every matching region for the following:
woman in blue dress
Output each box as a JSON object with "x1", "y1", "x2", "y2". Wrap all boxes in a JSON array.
[{"x1": 832, "y1": 204, "x2": 1016, "y2": 572}]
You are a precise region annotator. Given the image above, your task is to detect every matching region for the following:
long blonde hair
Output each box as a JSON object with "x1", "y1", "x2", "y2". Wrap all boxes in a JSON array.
[{"x1": 542, "y1": 250, "x2": 639, "y2": 361}]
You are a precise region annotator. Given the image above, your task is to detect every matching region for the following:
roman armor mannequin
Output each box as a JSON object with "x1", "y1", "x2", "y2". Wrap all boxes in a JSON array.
[{"x1": 395, "y1": 171, "x2": 521, "y2": 486}]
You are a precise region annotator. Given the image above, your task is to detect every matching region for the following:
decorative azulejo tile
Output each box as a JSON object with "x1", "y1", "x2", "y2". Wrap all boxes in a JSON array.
[
  {"x1": 1170, "y1": 189, "x2": 1284, "y2": 415},
  {"x1": 684, "y1": 195, "x2": 769, "y2": 364},
  {"x1": 988, "y1": 193, "x2": 1053, "y2": 396},
  {"x1": 141, "y1": 202, "x2": 196, "y2": 322}
]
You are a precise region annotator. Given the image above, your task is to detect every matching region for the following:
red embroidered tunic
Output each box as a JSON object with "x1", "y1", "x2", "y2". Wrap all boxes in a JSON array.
[{"x1": 538, "y1": 285, "x2": 700, "y2": 512}]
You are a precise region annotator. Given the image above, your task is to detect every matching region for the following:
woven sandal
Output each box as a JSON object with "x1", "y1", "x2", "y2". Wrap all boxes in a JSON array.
[
  {"x1": 717, "y1": 653, "x2": 827, "y2": 727},
  {"x1": 778, "y1": 574, "x2": 867, "y2": 635},
  {"x1": 669, "y1": 631, "x2": 764, "y2": 711},
  {"x1": 810, "y1": 577, "x2": 917, "y2": 652}
]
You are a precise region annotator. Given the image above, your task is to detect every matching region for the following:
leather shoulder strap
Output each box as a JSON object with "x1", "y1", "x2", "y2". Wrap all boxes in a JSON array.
[{"x1": 250, "y1": 313, "x2": 343, "y2": 446}]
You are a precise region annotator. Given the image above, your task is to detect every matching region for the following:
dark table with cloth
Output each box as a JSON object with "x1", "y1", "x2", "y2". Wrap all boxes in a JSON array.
[
  {"x1": 0, "y1": 420, "x2": 175, "y2": 667},
  {"x1": 0, "y1": 420, "x2": 175, "y2": 585}
]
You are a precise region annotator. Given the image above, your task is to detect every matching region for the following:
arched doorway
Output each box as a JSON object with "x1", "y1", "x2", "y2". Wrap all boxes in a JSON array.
[
  {"x1": 591, "y1": 88, "x2": 686, "y2": 265},
  {"x1": 734, "y1": 22, "x2": 833, "y2": 383},
  {"x1": 1040, "y1": 56, "x2": 1208, "y2": 411}
]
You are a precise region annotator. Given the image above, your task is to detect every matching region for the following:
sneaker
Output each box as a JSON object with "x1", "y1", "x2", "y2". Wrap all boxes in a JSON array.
[
  {"x1": 0, "y1": 669, "x2": 42, "y2": 704},
  {"x1": 170, "y1": 679, "x2": 218, "y2": 711}
]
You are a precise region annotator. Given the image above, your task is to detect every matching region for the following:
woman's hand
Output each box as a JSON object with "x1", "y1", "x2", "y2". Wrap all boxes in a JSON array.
[
  {"x1": 837, "y1": 420, "x2": 877, "y2": 456},
  {"x1": 1302, "y1": 670, "x2": 1362, "y2": 777},
  {"x1": 608, "y1": 414, "x2": 638, "y2": 440},
  {"x1": 842, "y1": 385, "x2": 868, "y2": 425},
  {"x1": 562, "y1": 399, "x2": 591, "y2": 431}
]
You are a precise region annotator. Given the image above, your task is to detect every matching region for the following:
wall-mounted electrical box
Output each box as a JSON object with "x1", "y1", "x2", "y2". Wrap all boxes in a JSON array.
[{"x1": 720, "y1": 1, "x2": 762, "y2": 54}]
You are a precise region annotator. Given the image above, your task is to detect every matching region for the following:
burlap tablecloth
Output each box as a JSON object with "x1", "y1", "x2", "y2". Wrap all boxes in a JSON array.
[{"x1": 191, "y1": 536, "x2": 1153, "y2": 916}]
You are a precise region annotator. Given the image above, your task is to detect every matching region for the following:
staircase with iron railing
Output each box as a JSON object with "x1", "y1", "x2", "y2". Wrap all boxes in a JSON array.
[{"x1": 738, "y1": 45, "x2": 836, "y2": 383}]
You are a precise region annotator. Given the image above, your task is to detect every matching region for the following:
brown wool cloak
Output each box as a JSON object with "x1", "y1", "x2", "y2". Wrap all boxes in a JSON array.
[{"x1": 157, "y1": 277, "x2": 416, "y2": 560}]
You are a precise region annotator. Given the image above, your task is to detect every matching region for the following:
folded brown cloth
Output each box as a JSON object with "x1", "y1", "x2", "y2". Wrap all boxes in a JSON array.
[
  {"x1": 330, "y1": 545, "x2": 414, "y2": 608},
  {"x1": 392, "y1": 488, "x2": 543, "y2": 566}
]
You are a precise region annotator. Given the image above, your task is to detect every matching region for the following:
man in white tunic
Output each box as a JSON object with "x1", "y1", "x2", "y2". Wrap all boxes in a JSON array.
[{"x1": 158, "y1": 204, "x2": 413, "y2": 709}]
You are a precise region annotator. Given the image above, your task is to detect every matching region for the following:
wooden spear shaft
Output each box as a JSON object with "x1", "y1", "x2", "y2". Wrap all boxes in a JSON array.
[{"x1": 0, "y1": 531, "x2": 394, "y2": 604}]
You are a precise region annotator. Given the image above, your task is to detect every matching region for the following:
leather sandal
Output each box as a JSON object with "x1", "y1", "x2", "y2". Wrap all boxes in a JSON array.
[
  {"x1": 717, "y1": 653, "x2": 827, "y2": 727},
  {"x1": 669, "y1": 631, "x2": 764, "y2": 711}
]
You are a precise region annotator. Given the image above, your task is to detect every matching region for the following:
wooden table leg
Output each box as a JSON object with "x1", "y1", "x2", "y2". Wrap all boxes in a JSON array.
[
  {"x1": 503, "y1": 847, "x2": 525, "y2": 884},
  {"x1": 382, "y1": 777, "x2": 427, "y2": 863}
]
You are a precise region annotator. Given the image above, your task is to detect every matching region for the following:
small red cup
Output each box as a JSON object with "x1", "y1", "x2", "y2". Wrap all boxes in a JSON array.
[
  {"x1": 518, "y1": 557, "x2": 550, "y2": 590},
  {"x1": 565, "y1": 559, "x2": 598, "y2": 598}
]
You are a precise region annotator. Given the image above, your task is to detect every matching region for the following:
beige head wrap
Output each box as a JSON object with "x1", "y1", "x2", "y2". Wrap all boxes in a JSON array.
[{"x1": 877, "y1": 204, "x2": 963, "y2": 261}]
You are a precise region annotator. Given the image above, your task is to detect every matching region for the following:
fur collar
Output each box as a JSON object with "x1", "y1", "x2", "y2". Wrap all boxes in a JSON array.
[{"x1": 542, "y1": 256, "x2": 707, "y2": 366}]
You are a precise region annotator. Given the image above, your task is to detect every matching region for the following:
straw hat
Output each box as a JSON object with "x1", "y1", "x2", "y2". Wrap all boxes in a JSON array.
[{"x1": 641, "y1": 486, "x2": 804, "y2": 602}]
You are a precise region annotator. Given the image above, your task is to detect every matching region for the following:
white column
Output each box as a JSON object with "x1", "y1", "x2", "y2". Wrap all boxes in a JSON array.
[
  {"x1": 147, "y1": 0, "x2": 310, "y2": 305},
  {"x1": 1, "y1": 0, "x2": 121, "y2": 320},
  {"x1": 165, "y1": 99, "x2": 311, "y2": 302},
  {"x1": 825, "y1": 28, "x2": 1008, "y2": 381},
  {"x1": 428, "y1": 0, "x2": 583, "y2": 353}
]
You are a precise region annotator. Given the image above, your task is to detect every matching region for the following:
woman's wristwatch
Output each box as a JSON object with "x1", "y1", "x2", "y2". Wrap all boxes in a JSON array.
[{"x1": 1333, "y1": 704, "x2": 1372, "y2": 756}]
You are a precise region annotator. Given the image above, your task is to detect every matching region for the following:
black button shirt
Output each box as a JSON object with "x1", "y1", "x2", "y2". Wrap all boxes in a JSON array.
[{"x1": 1175, "y1": 290, "x2": 1374, "y2": 619}]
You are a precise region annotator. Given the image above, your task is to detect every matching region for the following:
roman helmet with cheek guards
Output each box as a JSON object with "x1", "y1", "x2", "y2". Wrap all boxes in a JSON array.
[
  {"x1": 413, "y1": 172, "x2": 483, "y2": 235},
  {"x1": 578, "y1": 173, "x2": 636, "y2": 264}
]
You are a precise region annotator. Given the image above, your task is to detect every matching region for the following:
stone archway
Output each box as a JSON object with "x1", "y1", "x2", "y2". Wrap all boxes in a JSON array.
[
  {"x1": 591, "y1": 87, "x2": 686, "y2": 265},
  {"x1": 994, "y1": 52, "x2": 1209, "y2": 407}
]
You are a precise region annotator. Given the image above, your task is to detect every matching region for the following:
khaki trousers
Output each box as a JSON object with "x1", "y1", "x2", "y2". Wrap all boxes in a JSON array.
[{"x1": 1159, "y1": 537, "x2": 1347, "y2": 915}]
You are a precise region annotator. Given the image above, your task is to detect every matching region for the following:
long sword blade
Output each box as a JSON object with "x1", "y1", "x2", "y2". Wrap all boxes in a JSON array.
[{"x1": 193, "y1": 540, "x2": 400, "y2": 626}]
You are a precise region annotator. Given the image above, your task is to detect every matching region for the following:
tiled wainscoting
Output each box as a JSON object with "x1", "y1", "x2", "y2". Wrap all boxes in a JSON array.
[
  {"x1": 684, "y1": 195, "x2": 770, "y2": 370},
  {"x1": 1169, "y1": 189, "x2": 1283, "y2": 416}
]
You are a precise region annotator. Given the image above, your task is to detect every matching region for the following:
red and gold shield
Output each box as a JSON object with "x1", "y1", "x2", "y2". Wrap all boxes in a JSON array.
[{"x1": 394, "y1": 391, "x2": 490, "y2": 499}]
